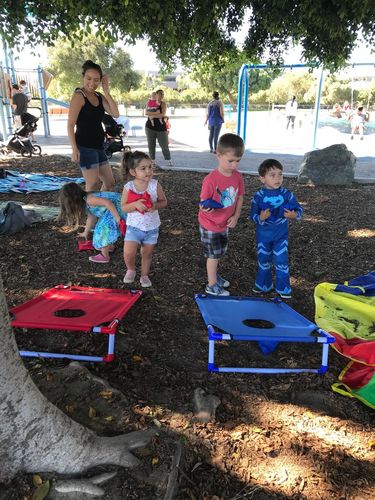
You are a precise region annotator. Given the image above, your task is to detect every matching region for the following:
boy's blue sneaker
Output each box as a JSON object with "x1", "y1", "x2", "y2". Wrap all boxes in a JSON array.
[
  {"x1": 205, "y1": 283, "x2": 230, "y2": 296},
  {"x1": 252, "y1": 287, "x2": 263, "y2": 294},
  {"x1": 217, "y1": 274, "x2": 230, "y2": 288},
  {"x1": 277, "y1": 291, "x2": 292, "y2": 299}
]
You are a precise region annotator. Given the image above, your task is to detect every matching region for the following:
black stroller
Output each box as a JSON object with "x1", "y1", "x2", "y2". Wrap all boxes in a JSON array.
[
  {"x1": 2, "y1": 111, "x2": 42, "y2": 157},
  {"x1": 102, "y1": 114, "x2": 130, "y2": 159}
]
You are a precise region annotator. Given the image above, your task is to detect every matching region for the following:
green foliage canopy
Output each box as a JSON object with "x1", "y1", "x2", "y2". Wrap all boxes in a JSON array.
[
  {"x1": 191, "y1": 50, "x2": 280, "y2": 104},
  {"x1": 1, "y1": 1, "x2": 374, "y2": 70},
  {"x1": 46, "y1": 35, "x2": 141, "y2": 101}
]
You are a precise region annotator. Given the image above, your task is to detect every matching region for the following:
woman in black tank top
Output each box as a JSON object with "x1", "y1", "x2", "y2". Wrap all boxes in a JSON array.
[
  {"x1": 67, "y1": 60, "x2": 119, "y2": 195},
  {"x1": 145, "y1": 89, "x2": 173, "y2": 167}
]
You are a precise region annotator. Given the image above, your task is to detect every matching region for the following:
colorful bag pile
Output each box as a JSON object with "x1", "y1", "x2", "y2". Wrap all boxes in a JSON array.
[{"x1": 314, "y1": 272, "x2": 375, "y2": 409}]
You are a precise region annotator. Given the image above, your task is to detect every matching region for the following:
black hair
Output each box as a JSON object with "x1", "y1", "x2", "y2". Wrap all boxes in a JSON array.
[
  {"x1": 358, "y1": 106, "x2": 364, "y2": 112},
  {"x1": 12, "y1": 83, "x2": 20, "y2": 90},
  {"x1": 122, "y1": 150, "x2": 151, "y2": 178},
  {"x1": 258, "y1": 159, "x2": 283, "y2": 177},
  {"x1": 82, "y1": 60, "x2": 103, "y2": 79},
  {"x1": 213, "y1": 91, "x2": 219, "y2": 99},
  {"x1": 216, "y1": 133, "x2": 245, "y2": 157}
]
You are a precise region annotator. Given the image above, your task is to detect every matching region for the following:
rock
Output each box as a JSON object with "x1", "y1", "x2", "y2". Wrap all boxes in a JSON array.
[
  {"x1": 193, "y1": 388, "x2": 221, "y2": 422},
  {"x1": 297, "y1": 143, "x2": 356, "y2": 185}
]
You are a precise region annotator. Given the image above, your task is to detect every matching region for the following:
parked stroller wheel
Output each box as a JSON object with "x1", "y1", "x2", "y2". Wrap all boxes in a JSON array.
[
  {"x1": 21, "y1": 147, "x2": 32, "y2": 157},
  {"x1": 123, "y1": 146, "x2": 131, "y2": 153},
  {"x1": 32, "y1": 145, "x2": 42, "y2": 156}
]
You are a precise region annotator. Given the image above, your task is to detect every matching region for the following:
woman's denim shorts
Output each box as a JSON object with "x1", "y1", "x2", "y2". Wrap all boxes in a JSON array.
[{"x1": 78, "y1": 145, "x2": 108, "y2": 170}]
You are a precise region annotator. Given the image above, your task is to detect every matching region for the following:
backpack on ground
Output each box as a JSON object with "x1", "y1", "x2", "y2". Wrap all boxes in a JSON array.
[{"x1": 0, "y1": 202, "x2": 33, "y2": 235}]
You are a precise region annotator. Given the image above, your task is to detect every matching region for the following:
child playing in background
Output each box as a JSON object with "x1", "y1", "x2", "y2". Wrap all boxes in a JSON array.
[
  {"x1": 350, "y1": 106, "x2": 367, "y2": 140},
  {"x1": 199, "y1": 133, "x2": 245, "y2": 296},
  {"x1": 59, "y1": 182, "x2": 126, "y2": 263},
  {"x1": 121, "y1": 150, "x2": 167, "y2": 287},
  {"x1": 146, "y1": 91, "x2": 164, "y2": 127},
  {"x1": 249, "y1": 159, "x2": 303, "y2": 299},
  {"x1": 19, "y1": 80, "x2": 32, "y2": 102}
]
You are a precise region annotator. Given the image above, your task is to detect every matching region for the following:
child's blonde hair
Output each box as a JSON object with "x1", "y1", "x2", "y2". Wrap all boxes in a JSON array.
[
  {"x1": 121, "y1": 150, "x2": 151, "y2": 179},
  {"x1": 58, "y1": 182, "x2": 87, "y2": 228}
]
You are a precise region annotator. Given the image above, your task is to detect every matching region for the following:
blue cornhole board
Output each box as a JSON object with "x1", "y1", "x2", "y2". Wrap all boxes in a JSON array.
[{"x1": 195, "y1": 295, "x2": 335, "y2": 374}]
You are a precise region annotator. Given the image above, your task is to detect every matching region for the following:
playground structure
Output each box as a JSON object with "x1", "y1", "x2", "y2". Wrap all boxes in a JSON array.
[
  {"x1": 236, "y1": 62, "x2": 375, "y2": 150},
  {"x1": 0, "y1": 41, "x2": 57, "y2": 141}
]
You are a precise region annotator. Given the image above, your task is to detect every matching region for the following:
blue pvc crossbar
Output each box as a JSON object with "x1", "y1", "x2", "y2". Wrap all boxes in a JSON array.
[
  {"x1": 19, "y1": 350, "x2": 104, "y2": 362},
  {"x1": 195, "y1": 294, "x2": 335, "y2": 374}
]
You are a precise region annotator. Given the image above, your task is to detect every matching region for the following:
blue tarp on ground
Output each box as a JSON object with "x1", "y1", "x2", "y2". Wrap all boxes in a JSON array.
[{"x1": 0, "y1": 170, "x2": 84, "y2": 193}]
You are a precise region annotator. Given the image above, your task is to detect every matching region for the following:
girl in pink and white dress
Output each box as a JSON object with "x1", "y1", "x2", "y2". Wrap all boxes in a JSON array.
[{"x1": 121, "y1": 150, "x2": 167, "y2": 288}]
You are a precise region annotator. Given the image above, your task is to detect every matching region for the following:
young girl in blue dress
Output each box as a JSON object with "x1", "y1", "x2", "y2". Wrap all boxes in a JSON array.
[{"x1": 59, "y1": 182, "x2": 126, "y2": 263}]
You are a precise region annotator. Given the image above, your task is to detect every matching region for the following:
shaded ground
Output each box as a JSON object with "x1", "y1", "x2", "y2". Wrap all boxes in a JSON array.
[{"x1": 0, "y1": 154, "x2": 374, "y2": 499}]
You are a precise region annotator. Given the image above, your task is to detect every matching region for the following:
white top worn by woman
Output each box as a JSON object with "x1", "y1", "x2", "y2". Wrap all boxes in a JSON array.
[{"x1": 125, "y1": 179, "x2": 161, "y2": 231}]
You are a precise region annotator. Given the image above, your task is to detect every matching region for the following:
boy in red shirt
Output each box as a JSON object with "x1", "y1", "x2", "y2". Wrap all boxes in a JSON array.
[{"x1": 199, "y1": 133, "x2": 245, "y2": 296}]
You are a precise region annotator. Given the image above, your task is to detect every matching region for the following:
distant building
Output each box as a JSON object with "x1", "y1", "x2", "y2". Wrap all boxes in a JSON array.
[{"x1": 141, "y1": 70, "x2": 182, "y2": 91}]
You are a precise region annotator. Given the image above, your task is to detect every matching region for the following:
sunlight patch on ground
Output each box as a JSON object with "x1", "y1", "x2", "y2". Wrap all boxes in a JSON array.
[
  {"x1": 254, "y1": 455, "x2": 311, "y2": 494},
  {"x1": 302, "y1": 215, "x2": 329, "y2": 223},
  {"x1": 255, "y1": 402, "x2": 375, "y2": 460},
  {"x1": 347, "y1": 228, "x2": 375, "y2": 238}
]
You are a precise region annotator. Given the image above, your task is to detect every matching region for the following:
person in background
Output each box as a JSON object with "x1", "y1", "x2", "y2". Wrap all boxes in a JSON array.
[
  {"x1": 144, "y1": 89, "x2": 173, "y2": 167},
  {"x1": 342, "y1": 100, "x2": 351, "y2": 115},
  {"x1": 19, "y1": 79, "x2": 36, "y2": 141},
  {"x1": 285, "y1": 95, "x2": 298, "y2": 130},
  {"x1": 350, "y1": 106, "x2": 367, "y2": 140},
  {"x1": 19, "y1": 80, "x2": 32, "y2": 102},
  {"x1": 146, "y1": 91, "x2": 164, "y2": 127},
  {"x1": 204, "y1": 91, "x2": 224, "y2": 153},
  {"x1": 330, "y1": 103, "x2": 342, "y2": 118},
  {"x1": 11, "y1": 84, "x2": 28, "y2": 129}
]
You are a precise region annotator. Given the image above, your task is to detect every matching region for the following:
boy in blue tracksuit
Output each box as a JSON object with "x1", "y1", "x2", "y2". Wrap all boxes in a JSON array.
[{"x1": 249, "y1": 159, "x2": 303, "y2": 299}]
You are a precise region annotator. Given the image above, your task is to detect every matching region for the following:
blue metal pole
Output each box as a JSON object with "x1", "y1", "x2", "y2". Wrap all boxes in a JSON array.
[
  {"x1": 0, "y1": 61, "x2": 8, "y2": 140},
  {"x1": 2, "y1": 41, "x2": 14, "y2": 135},
  {"x1": 236, "y1": 64, "x2": 248, "y2": 137},
  {"x1": 8, "y1": 49, "x2": 16, "y2": 83},
  {"x1": 312, "y1": 66, "x2": 325, "y2": 150},
  {"x1": 37, "y1": 64, "x2": 50, "y2": 137},
  {"x1": 242, "y1": 67, "x2": 249, "y2": 144}
]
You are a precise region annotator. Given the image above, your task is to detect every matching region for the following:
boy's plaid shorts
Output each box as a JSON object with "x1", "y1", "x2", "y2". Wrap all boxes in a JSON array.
[{"x1": 199, "y1": 226, "x2": 228, "y2": 259}]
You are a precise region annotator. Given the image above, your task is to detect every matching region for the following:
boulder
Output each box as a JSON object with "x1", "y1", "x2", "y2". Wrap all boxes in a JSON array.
[{"x1": 297, "y1": 144, "x2": 356, "y2": 185}]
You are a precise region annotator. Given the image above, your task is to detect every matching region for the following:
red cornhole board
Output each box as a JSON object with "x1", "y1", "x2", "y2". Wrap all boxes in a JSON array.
[{"x1": 10, "y1": 285, "x2": 142, "y2": 362}]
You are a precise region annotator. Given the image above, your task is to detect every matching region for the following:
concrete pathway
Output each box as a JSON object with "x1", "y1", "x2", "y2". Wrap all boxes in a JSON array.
[{"x1": 34, "y1": 116, "x2": 375, "y2": 183}]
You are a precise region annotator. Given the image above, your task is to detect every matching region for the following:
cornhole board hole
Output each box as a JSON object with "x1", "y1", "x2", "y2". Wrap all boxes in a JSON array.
[
  {"x1": 195, "y1": 295, "x2": 335, "y2": 374},
  {"x1": 10, "y1": 285, "x2": 142, "y2": 362}
]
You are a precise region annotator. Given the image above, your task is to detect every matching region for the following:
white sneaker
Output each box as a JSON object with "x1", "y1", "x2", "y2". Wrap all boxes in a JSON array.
[
  {"x1": 123, "y1": 270, "x2": 136, "y2": 283},
  {"x1": 140, "y1": 275, "x2": 152, "y2": 288},
  {"x1": 166, "y1": 160, "x2": 174, "y2": 167}
]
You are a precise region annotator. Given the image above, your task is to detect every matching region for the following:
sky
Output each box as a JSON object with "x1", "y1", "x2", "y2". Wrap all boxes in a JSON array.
[{"x1": 10, "y1": 35, "x2": 375, "y2": 74}]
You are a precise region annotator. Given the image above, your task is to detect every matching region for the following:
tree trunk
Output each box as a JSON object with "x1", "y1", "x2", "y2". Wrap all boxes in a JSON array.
[{"x1": 0, "y1": 275, "x2": 153, "y2": 481}]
